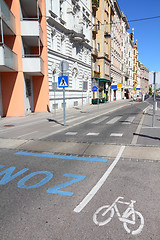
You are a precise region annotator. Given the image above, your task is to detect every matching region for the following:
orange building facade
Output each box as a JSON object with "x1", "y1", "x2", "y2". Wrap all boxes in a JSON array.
[{"x1": 0, "y1": 0, "x2": 49, "y2": 117}]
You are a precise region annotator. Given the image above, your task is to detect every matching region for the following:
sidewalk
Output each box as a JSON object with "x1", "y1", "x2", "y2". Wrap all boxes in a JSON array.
[
  {"x1": 1, "y1": 100, "x2": 160, "y2": 161},
  {"x1": 0, "y1": 99, "x2": 131, "y2": 127},
  {"x1": 135, "y1": 104, "x2": 160, "y2": 146}
]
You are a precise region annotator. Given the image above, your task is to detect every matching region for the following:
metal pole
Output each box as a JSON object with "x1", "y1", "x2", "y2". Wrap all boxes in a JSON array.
[
  {"x1": 98, "y1": 79, "x2": 99, "y2": 111},
  {"x1": 0, "y1": 17, "x2": 4, "y2": 45},
  {"x1": 63, "y1": 87, "x2": 66, "y2": 125},
  {"x1": 82, "y1": 79, "x2": 83, "y2": 108},
  {"x1": 53, "y1": 75, "x2": 56, "y2": 115},
  {"x1": 152, "y1": 72, "x2": 156, "y2": 127},
  {"x1": 62, "y1": 62, "x2": 66, "y2": 125}
]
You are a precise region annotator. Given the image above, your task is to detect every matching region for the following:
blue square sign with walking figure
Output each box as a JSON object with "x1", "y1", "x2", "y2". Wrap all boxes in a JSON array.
[{"x1": 58, "y1": 76, "x2": 69, "y2": 88}]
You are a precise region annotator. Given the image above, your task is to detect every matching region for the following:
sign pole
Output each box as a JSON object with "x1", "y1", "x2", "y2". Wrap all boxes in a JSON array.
[
  {"x1": 98, "y1": 79, "x2": 99, "y2": 111},
  {"x1": 62, "y1": 63, "x2": 66, "y2": 126},
  {"x1": 63, "y1": 87, "x2": 66, "y2": 125},
  {"x1": 152, "y1": 72, "x2": 156, "y2": 127},
  {"x1": 58, "y1": 60, "x2": 69, "y2": 126}
]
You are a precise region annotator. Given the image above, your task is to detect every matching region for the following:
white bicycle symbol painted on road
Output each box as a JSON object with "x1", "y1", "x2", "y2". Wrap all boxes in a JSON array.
[{"x1": 93, "y1": 196, "x2": 144, "y2": 235}]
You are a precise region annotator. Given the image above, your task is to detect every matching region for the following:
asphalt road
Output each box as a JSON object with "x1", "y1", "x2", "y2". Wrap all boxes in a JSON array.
[
  {"x1": 1, "y1": 100, "x2": 160, "y2": 239},
  {"x1": 44, "y1": 102, "x2": 148, "y2": 145},
  {"x1": 0, "y1": 147, "x2": 160, "y2": 240}
]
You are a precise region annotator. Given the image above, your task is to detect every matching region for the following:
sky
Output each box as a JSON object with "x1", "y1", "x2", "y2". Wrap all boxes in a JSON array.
[{"x1": 117, "y1": 0, "x2": 160, "y2": 73}]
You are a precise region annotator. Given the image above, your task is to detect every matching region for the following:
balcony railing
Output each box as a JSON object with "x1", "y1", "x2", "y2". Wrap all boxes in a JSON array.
[
  {"x1": 22, "y1": 55, "x2": 44, "y2": 76},
  {"x1": 0, "y1": 44, "x2": 18, "y2": 71},
  {"x1": 0, "y1": 0, "x2": 16, "y2": 34},
  {"x1": 21, "y1": 19, "x2": 39, "y2": 36}
]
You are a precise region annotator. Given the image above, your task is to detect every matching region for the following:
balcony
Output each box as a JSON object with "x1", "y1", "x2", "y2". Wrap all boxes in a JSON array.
[
  {"x1": 0, "y1": 0, "x2": 16, "y2": 35},
  {"x1": 0, "y1": 44, "x2": 18, "y2": 71},
  {"x1": 91, "y1": 70, "x2": 100, "y2": 78},
  {"x1": 92, "y1": 0, "x2": 99, "y2": 11},
  {"x1": 22, "y1": 55, "x2": 44, "y2": 76},
  {"x1": 20, "y1": 0, "x2": 42, "y2": 18},
  {"x1": 21, "y1": 20, "x2": 44, "y2": 46}
]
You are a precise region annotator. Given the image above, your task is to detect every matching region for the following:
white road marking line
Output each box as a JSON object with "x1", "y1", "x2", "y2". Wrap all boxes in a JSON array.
[
  {"x1": 86, "y1": 133, "x2": 99, "y2": 136},
  {"x1": 65, "y1": 132, "x2": 77, "y2": 135},
  {"x1": 142, "y1": 127, "x2": 160, "y2": 129},
  {"x1": 122, "y1": 116, "x2": 135, "y2": 124},
  {"x1": 40, "y1": 103, "x2": 131, "y2": 139},
  {"x1": 17, "y1": 131, "x2": 38, "y2": 138},
  {"x1": 92, "y1": 116, "x2": 109, "y2": 124},
  {"x1": 106, "y1": 116, "x2": 122, "y2": 124},
  {"x1": 110, "y1": 133, "x2": 123, "y2": 137},
  {"x1": 131, "y1": 113, "x2": 145, "y2": 145},
  {"x1": 74, "y1": 146, "x2": 125, "y2": 213}
]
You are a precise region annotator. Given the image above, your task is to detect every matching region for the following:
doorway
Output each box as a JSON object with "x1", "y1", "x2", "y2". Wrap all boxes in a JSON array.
[{"x1": 24, "y1": 77, "x2": 34, "y2": 115}]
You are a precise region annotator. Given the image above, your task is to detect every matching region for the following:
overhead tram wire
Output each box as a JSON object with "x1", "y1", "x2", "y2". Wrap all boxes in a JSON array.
[
  {"x1": 56, "y1": 1, "x2": 160, "y2": 30},
  {"x1": 100, "y1": 15, "x2": 160, "y2": 26}
]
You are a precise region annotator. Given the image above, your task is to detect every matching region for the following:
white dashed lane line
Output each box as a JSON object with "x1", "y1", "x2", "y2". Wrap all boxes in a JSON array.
[
  {"x1": 86, "y1": 133, "x2": 99, "y2": 136},
  {"x1": 65, "y1": 132, "x2": 78, "y2": 135},
  {"x1": 110, "y1": 133, "x2": 123, "y2": 137}
]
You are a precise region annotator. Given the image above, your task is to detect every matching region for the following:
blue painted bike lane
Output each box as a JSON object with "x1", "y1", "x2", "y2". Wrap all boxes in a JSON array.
[{"x1": 0, "y1": 148, "x2": 113, "y2": 240}]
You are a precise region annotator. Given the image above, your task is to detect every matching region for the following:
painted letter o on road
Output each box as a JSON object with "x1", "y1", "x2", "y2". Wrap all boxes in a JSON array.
[{"x1": 17, "y1": 171, "x2": 53, "y2": 189}]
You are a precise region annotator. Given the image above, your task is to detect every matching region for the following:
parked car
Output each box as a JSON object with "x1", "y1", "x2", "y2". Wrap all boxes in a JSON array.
[
  {"x1": 133, "y1": 94, "x2": 142, "y2": 102},
  {"x1": 144, "y1": 94, "x2": 149, "y2": 100}
]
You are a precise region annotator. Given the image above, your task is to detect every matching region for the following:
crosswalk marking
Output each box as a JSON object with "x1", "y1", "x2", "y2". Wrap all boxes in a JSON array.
[
  {"x1": 110, "y1": 133, "x2": 123, "y2": 137},
  {"x1": 87, "y1": 133, "x2": 99, "y2": 136},
  {"x1": 92, "y1": 116, "x2": 109, "y2": 124},
  {"x1": 65, "y1": 132, "x2": 77, "y2": 135},
  {"x1": 122, "y1": 116, "x2": 135, "y2": 124},
  {"x1": 106, "y1": 116, "x2": 122, "y2": 124}
]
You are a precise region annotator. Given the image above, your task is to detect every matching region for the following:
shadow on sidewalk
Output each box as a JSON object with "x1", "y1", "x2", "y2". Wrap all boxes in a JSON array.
[
  {"x1": 133, "y1": 133, "x2": 160, "y2": 141},
  {"x1": 47, "y1": 119, "x2": 64, "y2": 126}
]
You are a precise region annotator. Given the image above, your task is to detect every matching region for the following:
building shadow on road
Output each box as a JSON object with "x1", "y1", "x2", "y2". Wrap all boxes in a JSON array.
[{"x1": 133, "y1": 133, "x2": 160, "y2": 141}]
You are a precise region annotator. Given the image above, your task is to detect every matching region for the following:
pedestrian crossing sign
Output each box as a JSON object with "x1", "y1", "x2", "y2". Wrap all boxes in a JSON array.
[{"x1": 58, "y1": 76, "x2": 69, "y2": 88}]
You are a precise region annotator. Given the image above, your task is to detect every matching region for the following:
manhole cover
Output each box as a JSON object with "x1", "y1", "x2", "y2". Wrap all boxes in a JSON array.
[{"x1": 4, "y1": 125, "x2": 15, "y2": 127}]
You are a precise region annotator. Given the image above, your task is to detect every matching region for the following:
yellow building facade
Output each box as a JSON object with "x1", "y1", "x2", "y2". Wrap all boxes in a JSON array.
[
  {"x1": 91, "y1": 0, "x2": 113, "y2": 101},
  {"x1": 131, "y1": 29, "x2": 139, "y2": 93}
]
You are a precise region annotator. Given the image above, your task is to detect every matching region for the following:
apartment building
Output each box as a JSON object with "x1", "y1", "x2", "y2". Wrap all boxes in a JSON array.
[
  {"x1": 95, "y1": 0, "x2": 112, "y2": 101},
  {"x1": 121, "y1": 12, "x2": 133, "y2": 99},
  {"x1": 91, "y1": 0, "x2": 99, "y2": 100},
  {"x1": 110, "y1": 0, "x2": 122, "y2": 101},
  {"x1": 46, "y1": 0, "x2": 92, "y2": 111},
  {"x1": 0, "y1": 0, "x2": 49, "y2": 117},
  {"x1": 139, "y1": 62, "x2": 149, "y2": 95},
  {"x1": 130, "y1": 28, "x2": 139, "y2": 94}
]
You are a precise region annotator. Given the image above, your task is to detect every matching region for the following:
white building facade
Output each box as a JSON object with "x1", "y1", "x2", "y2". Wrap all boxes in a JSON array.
[
  {"x1": 46, "y1": 0, "x2": 92, "y2": 111},
  {"x1": 121, "y1": 12, "x2": 133, "y2": 99},
  {"x1": 110, "y1": 0, "x2": 122, "y2": 101}
]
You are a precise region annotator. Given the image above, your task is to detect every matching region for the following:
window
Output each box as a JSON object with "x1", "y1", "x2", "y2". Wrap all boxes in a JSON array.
[
  {"x1": 97, "y1": 21, "x2": 100, "y2": 30},
  {"x1": 97, "y1": 43, "x2": 100, "y2": 52},
  {"x1": 51, "y1": 33, "x2": 54, "y2": 49},
  {"x1": 98, "y1": 65, "x2": 100, "y2": 73}
]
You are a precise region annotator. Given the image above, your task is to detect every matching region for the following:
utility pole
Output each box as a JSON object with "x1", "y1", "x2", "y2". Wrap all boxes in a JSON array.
[{"x1": 152, "y1": 72, "x2": 156, "y2": 127}]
